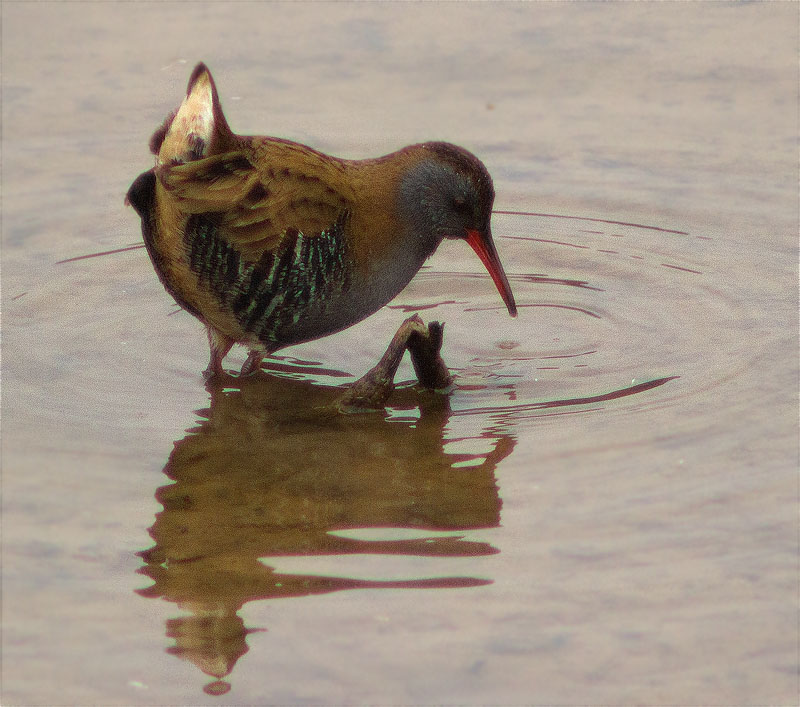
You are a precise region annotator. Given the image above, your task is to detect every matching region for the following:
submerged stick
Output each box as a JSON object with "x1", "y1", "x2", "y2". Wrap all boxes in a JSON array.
[{"x1": 336, "y1": 315, "x2": 452, "y2": 412}]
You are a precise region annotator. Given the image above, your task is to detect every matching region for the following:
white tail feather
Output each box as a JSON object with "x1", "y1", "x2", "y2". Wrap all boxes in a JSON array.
[{"x1": 158, "y1": 65, "x2": 218, "y2": 165}]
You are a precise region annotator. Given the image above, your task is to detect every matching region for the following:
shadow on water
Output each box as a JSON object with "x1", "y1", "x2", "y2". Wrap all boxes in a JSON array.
[{"x1": 136, "y1": 368, "x2": 515, "y2": 696}]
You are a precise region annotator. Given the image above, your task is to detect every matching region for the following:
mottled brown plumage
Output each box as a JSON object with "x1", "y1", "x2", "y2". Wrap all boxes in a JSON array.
[{"x1": 127, "y1": 63, "x2": 516, "y2": 379}]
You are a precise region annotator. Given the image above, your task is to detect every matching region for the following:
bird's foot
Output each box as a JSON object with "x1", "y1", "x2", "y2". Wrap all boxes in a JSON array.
[
  {"x1": 336, "y1": 315, "x2": 452, "y2": 412},
  {"x1": 239, "y1": 350, "x2": 264, "y2": 376},
  {"x1": 202, "y1": 364, "x2": 220, "y2": 381},
  {"x1": 203, "y1": 355, "x2": 228, "y2": 381}
]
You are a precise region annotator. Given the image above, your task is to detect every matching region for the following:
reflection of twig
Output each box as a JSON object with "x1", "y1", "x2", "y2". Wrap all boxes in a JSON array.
[{"x1": 485, "y1": 435, "x2": 516, "y2": 469}]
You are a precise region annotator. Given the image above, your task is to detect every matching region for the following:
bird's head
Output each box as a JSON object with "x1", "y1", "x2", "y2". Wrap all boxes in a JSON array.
[{"x1": 397, "y1": 142, "x2": 517, "y2": 317}]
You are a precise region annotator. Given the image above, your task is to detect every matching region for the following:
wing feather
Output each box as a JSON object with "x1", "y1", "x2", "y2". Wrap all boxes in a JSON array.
[{"x1": 157, "y1": 143, "x2": 355, "y2": 261}]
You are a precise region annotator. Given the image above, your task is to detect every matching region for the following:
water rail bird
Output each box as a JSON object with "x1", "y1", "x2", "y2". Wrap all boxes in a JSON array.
[{"x1": 127, "y1": 63, "x2": 516, "y2": 390}]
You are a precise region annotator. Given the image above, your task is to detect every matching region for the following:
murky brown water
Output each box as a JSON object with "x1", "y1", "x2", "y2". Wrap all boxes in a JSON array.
[{"x1": 3, "y1": 3, "x2": 797, "y2": 705}]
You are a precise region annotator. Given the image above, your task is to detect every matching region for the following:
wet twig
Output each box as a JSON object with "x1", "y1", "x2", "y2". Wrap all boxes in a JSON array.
[{"x1": 337, "y1": 315, "x2": 452, "y2": 412}]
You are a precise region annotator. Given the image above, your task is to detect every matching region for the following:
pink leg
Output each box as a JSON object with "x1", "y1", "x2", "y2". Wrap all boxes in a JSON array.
[
  {"x1": 203, "y1": 328, "x2": 234, "y2": 379},
  {"x1": 239, "y1": 349, "x2": 264, "y2": 376}
]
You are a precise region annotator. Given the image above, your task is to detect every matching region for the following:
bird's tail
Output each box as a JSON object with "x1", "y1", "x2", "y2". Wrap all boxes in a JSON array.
[{"x1": 150, "y1": 62, "x2": 234, "y2": 165}]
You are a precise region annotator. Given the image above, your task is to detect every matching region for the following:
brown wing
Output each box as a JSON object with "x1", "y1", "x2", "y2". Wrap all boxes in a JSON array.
[{"x1": 156, "y1": 140, "x2": 355, "y2": 261}]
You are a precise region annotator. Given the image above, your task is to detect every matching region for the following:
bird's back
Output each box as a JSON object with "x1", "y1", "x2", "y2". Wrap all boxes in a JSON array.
[{"x1": 129, "y1": 64, "x2": 433, "y2": 354}]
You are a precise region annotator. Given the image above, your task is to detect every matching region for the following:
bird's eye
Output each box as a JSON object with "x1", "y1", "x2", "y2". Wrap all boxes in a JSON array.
[{"x1": 452, "y1": 196, "x2": 469, "y2": 213}]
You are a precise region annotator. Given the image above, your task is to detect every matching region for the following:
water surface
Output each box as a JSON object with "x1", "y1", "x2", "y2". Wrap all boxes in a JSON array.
[{"x1": 2, "y1": 3, "x2": 797, "y2": 705}]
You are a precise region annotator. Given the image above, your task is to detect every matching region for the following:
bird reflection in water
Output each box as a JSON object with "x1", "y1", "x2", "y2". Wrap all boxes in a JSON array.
[{"x1": 136, "y1": 365, "x2": 515, "y2": 695}]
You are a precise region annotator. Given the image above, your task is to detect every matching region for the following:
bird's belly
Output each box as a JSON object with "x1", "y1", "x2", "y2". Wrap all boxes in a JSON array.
[
  {"x1": 248, "y1": 251, "x2": 425, "y2": 351},
  {"x1": 167, "y1": 209, "x2": 429, "y2": 353}
]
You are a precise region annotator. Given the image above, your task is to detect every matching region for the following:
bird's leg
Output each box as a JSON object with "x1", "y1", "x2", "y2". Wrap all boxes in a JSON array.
[
  {"x1": 203, "y1": 328, "x2": 234, "y2": 379},
  {"x1": 337, "y1": 314, "x2": 452, "y2": 411},
  {"x1": 240, "y1": 349, "x2": 264, "y2": 376}
]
